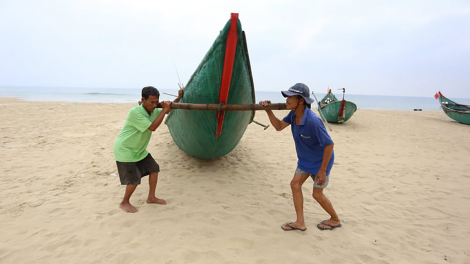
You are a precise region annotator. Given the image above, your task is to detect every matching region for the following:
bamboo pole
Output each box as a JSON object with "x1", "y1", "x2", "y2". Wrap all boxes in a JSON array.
[
  {"x1": 311, "y1": 91, "x2": 332, "y2": 132},
  {"x1": 157, "y1": 102, "x2": 287, "y2": 111}
]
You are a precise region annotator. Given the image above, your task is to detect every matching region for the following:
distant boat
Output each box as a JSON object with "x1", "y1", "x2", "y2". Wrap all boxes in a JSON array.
[
  {"x1": 165, "y1": 13, "x2": 256, "y2": 159},
  {"x1": 435, "y1": 91, "x2": 470, "y2": 125},
  {"x1": 319, "y1": 88, "x2": 357, "y2": 123}
]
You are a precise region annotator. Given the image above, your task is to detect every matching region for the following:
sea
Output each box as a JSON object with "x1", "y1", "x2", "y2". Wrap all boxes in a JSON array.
[{"x1": 1, "y1": 86, "x2": 469, "y2": 111}]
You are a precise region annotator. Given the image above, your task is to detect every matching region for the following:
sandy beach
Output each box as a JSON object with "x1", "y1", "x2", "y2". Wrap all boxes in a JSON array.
[{"x1": 1, "y1": 97, "x2": 469, "y2": 264}]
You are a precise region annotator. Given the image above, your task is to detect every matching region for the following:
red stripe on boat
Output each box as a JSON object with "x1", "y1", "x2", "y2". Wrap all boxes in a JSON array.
[
  {"x1": 216, "y1": 13, "x2": 238, "y2": 137},
  {"x1": 338, "y1": 99, "x2": 346, "y2": 119}
]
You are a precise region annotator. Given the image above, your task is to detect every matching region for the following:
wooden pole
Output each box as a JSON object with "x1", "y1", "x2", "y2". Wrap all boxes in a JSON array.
[
  {"x1": 158, "y1": 102, "x2": 287, "y2": 111},
  {"x1": 252, "y1": 120, "x2": 270, "y2": 130},
  {"x1": 311, "y1": 91, "x2": 333, "y2": 132}
]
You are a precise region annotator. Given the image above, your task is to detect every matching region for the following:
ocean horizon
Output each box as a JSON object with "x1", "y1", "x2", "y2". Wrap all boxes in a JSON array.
[{"x1": 1, "y1": 86, "x2": 469, "y2": 111}]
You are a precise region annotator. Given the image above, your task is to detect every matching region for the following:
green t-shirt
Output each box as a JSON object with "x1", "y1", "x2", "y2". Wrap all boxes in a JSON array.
[{"x1": 114, "y1": 105, "x2": 163, "y2": 162}]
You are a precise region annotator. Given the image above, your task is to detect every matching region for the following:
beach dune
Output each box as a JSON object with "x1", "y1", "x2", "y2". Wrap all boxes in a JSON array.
[{"x1": 0, "y1": 98, "x2": 469, "y2": 264}]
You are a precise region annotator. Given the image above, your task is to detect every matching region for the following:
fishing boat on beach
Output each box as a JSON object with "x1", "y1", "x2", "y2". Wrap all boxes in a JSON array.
[
  {"x1": 165, "y1": 13, "x2": 256, "y2": 159},
  {"x1": 318, "y1": 88, "x2": 357, "y2": 123},
  {"x1": 435, "y1": 91, "x2": 470, "y2": 125}
]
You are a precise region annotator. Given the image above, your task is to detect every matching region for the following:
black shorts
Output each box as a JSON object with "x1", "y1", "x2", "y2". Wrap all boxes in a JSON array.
[{"x1": 116, "y1": 154, "x2": 160, "y2": 185}]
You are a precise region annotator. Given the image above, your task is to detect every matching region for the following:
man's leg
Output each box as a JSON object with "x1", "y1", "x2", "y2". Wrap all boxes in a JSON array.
[
  {"x1": 120, "y1": 185, "x2": 138, "y2": 213},
  {"x1": 281, "y1": 174, "x2": 310, "y2": 230},
  {"x1": 147, "y1": 172, "x2": 166, "y2": 205},
  {"x1": 313, "y1": 188, "x2": 341, "y2": 228}
]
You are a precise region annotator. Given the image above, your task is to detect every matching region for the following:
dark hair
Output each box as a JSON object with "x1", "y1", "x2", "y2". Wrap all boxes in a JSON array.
[
  {"x1": 142, "y1": 86, "x2": 160, "y2": 100},
  {"x1": 296, "y1": 95, "x2": 311, "y2": 109}
]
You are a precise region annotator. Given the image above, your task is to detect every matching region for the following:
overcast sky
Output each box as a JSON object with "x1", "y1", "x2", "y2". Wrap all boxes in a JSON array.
[{"x1": 1, "y1": 0, "x2": 469, "y2": 98}]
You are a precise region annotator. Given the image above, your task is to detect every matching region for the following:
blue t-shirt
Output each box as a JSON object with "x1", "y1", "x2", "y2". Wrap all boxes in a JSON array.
[{"x1": 283, "y1": 109, "x2": 335, "y2": 175}]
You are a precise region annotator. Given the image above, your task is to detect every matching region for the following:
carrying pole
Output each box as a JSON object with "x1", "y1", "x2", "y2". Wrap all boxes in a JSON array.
[
  {"x1": 311, "y1": 91, "x2": 333, "y2": 132},
  {"x1": 157, "y1": 102, "x2": 287, "y2": 111}
]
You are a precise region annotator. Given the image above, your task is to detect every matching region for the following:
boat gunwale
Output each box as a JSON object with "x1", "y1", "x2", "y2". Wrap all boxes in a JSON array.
[
  {"x1": 440, "y1": 104, "x2": 470, "y2": 114},
  {"x1": 439, "y1": 94, "x2": 470, "y2": 114},
  {"x1": 320, "y1": 99, "x2": 357, "y2": 110}
]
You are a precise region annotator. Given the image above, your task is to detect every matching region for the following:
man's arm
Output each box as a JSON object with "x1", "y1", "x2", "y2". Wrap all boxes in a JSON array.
[
  {"x1": 315, "y1": 143, "x2": 334, "y2": 185},
  {"x1": 265, "y1": 110, "x2": 290, "y2": 131},
  {"x1": 148, "y1": 101, "x2": 171, "y2": 131},
  {"x1": 259, "y1": 100, "x2": 289, "y2": 131},
  {"x1": 173, "y1": 88, "x2": 184, "y2": 103}
]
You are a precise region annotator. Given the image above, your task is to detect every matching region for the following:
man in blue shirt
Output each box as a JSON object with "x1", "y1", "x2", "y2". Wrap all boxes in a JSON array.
[{"x1": 260, "y1": 83, "x2": 341, "y2": 231}]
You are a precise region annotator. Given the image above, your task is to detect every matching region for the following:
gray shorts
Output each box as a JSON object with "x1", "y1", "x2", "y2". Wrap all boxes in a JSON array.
[
  {"x1": 116, "y1": 154, "x2": 160, "y2": 185},
  {"x1": 295, "y1": 167, "x2": 329, "y2": 189}
]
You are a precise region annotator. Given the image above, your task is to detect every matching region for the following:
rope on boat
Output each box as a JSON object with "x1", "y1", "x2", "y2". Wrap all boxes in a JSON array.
[{"x1": 215, "y1": 103, "x2": 225, "y2": 137}]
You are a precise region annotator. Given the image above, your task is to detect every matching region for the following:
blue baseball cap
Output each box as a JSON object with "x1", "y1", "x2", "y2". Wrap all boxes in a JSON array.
[{"x1": 281, "y1": 83, "x2": 314, "y2": 104}]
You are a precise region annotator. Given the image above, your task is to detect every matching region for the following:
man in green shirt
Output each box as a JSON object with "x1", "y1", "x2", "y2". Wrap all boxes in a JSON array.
[{"x1": 114, "y1": 86, "x2": 182, "y2": 213}]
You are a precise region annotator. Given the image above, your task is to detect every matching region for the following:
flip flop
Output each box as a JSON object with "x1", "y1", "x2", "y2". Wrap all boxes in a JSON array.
[
  {"x1": 281, "y1": 222, "x2": 307, "y2": 231},
  {"x1": 317, "y1": 220, "x2": 342, "y2": 230}
]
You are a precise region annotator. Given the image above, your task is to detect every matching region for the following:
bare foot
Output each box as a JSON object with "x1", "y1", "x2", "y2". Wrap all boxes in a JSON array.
[
  {"x1": 120, "y1": 202, "x2": 138, "y2": 213},
  {"x1": 147, "y1": 197, "x2": 167, "y2": 205}
]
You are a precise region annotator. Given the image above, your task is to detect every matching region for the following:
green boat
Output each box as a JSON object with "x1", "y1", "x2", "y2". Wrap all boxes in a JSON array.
[
  {"x1": 165, "y1": 13, "x2": 255, "y2": 159},
  {"x1": 319, "y1": 88, "x2": 357, "y2": 123},
  {"x1": 436, "y1": 91, "x2": 470, "y2": 125}
]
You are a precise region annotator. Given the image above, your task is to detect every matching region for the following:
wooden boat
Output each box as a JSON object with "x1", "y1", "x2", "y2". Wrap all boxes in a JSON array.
[
  {"x1": 318, "y1": 88, "x2": 357, "y2": 123},
  {"x1": 436, "y1": 91, "x2": 470, "y2": 125},
  {"x1": 165, "y1": 13, "x2": 256, "y2": 159}
]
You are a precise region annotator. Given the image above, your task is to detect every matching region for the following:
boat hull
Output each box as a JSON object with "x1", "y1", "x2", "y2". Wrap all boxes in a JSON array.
[
  {"x1": 320, "y1": 100, "x2": 357, "y2": 123},
  {"x1": 165, "y1": 16, "x2": 255, "y2": 159},
  {"x1": 438, "y1": 92, "x2": 470, "y2": 125}
]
